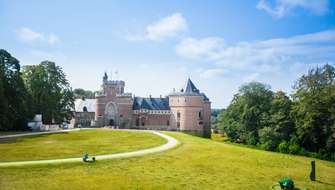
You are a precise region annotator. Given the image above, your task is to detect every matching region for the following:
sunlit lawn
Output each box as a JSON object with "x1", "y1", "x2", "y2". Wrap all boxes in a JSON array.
[
  {"x1": 0, "y1": 129, "x2": 166, "y2": 162},
  {"x1": 0, "y1": 131, "x2": 335, "y2": 190}
]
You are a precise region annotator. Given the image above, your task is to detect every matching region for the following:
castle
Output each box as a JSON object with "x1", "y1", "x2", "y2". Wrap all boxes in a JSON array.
[{"x1": 72, "y1": 73, "x2": 211, "y2": 137}]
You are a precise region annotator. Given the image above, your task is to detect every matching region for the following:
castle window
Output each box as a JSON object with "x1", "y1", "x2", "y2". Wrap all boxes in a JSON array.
[
  {"x1": 83, "y1": 106, "x2": 88, "y2": 112},
  {"x1": 167, "y1": 120, "x2": 170, "y2": 126},
  {"x1": 199, "y1": 111, "x2": 202, "y2": 119},
  {"x1": 177, "y1": 112, "x2": 181, "y2": 119},
  {"x1": 177, "y1": 121, "x2": 180, "y2": 128},
  {"x1": 136, "y1": 118, "x2": 139, "y2": 126},
  {"x1": 184, "y1": 98, "x2": 186, "y2": 102},
  {"x1": 120, "y1": 114, "x2": 123, "y2": 117}
]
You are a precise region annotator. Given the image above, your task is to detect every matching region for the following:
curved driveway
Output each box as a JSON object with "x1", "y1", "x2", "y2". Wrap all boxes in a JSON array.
[{"x1": 0, "y1": 130, "x2": 179, "y2": 167}]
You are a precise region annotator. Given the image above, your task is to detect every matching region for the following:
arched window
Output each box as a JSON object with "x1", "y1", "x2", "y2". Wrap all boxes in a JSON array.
[{"x1": 83, "y1": 106, "x2": 88, "y2": 112}]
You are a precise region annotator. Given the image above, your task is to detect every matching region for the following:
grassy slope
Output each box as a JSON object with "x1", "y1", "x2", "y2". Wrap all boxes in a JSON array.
[
  {"x1": 0, "y1": 129, "x2": 166, "y2": 161},
  {"x1": 1, "y1": 132, "x2": 335, "y2": 190}
]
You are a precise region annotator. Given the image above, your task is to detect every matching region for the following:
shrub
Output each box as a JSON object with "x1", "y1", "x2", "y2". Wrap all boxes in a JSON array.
[
  {"x1": 278, "y1": 141, "x2": 289, "y2": 153},
  {"x1": 288, "y1": 142, "x2": 301, "y2": 154}
]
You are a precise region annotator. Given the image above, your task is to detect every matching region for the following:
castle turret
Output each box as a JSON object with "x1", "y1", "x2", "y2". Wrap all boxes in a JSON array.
[{"x1": 169, "y1": 78, "x2": 211, "y2": 137}]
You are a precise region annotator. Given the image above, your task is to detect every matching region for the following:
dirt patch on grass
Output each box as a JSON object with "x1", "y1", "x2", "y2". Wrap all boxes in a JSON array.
[{"x1": 43, "y1": 139, "x2": 57, "y2": 144}]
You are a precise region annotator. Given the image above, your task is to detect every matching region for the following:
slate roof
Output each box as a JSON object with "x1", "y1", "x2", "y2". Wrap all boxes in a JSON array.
[
  {"x1": 74, "y1": 99, "x2": 96, "y2": 112},
  {"x1": 133, "y1": 97, "x2": 170, "y2": 110},
  {"x1": 169, "y1": 78, "x2": 210, "y2": 101},
  {"x1": 185, "y1": 78, "x2": 200, "y2": 94}
]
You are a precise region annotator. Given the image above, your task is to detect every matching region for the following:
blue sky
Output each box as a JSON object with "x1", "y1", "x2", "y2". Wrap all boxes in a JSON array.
[{"x1": 1, "y1": 0, "x2": 335, "y2": 108}]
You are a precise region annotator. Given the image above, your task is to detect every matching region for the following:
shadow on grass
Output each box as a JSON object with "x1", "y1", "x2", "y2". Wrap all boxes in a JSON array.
[
  {"x1": 316, "y1": 180, "x2": 335, "y2": 187},
  {"x1": 0, "y1": 132, "x2": 70, "y2": 144}
]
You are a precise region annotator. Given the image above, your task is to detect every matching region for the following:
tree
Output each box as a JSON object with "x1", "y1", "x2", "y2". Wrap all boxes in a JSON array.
[
  {"x1": 270, "y1": 91, "x2": 295, "y2": 141},
  {"x1": 73, "y1": 88, "x2": 95, "y2": 99},
  {"x1": 257, "y1": 91, "x2": 295, "y2": 150},
  {"x1": 0, "y1": 49, "x2": 32, "y2": 130},
  {"x1": 219, "y1": 82, "x2": 273, "y2": 145},
  {"x1": 291, "y1": 64, "x2": 335, "y2": 157},
  {"x1": 22, "y1": 61, "x2": 74, "y2": 124}
]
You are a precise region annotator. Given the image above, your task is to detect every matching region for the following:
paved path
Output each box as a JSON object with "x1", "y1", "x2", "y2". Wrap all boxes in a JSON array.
[
  {"x1": 0, "y1": 130, "x2": 179, "y2": 167},
  {"x1": 0, "y1": 129, "x2": 80, "y2": 139}
]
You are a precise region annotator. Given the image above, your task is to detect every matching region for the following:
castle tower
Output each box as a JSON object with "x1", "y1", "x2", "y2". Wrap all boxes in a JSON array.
[
  {"x1": 95, "y1": 72, "x2": 132, "y2": 127},
  {"x1": 169, "y1": 78, "x2": 211, "y2": 137}
]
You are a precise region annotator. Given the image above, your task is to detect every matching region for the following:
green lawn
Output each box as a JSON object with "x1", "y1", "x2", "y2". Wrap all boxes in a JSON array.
[
  {"x1": 1, "y1": 131, "x2": 335, "y2": 190},
  {"x1": 0, "y1": 129, "x2": 166, "y2": 162}
]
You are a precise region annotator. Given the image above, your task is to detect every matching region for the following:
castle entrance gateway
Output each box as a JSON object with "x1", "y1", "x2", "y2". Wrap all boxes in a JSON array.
[{"x1": 105, "y1": 102, "x2": 118, "y2": 126}]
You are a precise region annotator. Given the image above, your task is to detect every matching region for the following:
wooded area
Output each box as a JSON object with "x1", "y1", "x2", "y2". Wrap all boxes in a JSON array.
[{"x1": 218, "y1": 64, "x2": 335, "y2": 161}]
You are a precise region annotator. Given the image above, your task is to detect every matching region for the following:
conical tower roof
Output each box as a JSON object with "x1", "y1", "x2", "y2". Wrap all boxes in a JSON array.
[
  {"x1": 169, "y1": 78, "x2": 210, "y2": 101},
  {"x1": 184, "y1": 78, "x2": 199, "y2": 94}
]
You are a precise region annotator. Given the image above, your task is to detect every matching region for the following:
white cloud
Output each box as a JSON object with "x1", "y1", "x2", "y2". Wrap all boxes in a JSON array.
[
  {"x1": 146, "y1": 13, "x2": 188, "y2": 41},
  {"x1": 199, "y1": 68, "x2": 226, "y2": 79},
  {"x1": 176, "y1": 37, "x2": 225, "y2": 60},
  {"x1": 243, "y1": 73, "x2": 260, "y2": 82},
  {"x1": 124, "y1": 13, "x2": 188, "y2": 42},
  {"x1": 47, "y1": 33, "x2": 60, "y2": 45},
  {"x1": 16, "y1": 27, "x2": 60, "y2": 45},
  {"x1": 256, "y1": 0, "x2": 330, "y2": 18},
  {"x1": 16, "y1": 27, "x2": 44, "y2": 42},
  {"x1": 177, "y1": 29, "x2": 335, "y2": 79}
]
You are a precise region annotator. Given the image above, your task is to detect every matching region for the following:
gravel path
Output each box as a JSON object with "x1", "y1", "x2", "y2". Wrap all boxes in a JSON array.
[{"x1": 0, "y1": 129, "x2": 179, "y2": 167}]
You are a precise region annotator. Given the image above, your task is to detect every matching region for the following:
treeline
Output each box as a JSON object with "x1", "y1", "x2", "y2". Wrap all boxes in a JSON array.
[
  {"x1": 0, "y1": 49, "x2": 74, "y2": 131},
  {"x1": 218, "y1": 64, "x2": 335, "y2": 161},
  {"x1": 73, "y1": 88, "x2": 96, "y2": 99}
]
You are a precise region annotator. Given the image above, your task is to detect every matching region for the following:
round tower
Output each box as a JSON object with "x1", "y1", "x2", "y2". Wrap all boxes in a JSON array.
[
  {"x1": 169, "y1": 78, "x2": 210, "y2": 137},
  {"x1": 95, "y1": 93, "x2": 106, "y2": 126}
]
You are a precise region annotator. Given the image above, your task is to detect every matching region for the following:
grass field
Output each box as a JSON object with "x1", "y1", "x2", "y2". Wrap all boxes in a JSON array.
[
  {"x1": 0, "y1": 131, "x2": 335, "y2": 190},
  {"x1": 0, "y1": 129, "x2": 166, "y2": 162}
]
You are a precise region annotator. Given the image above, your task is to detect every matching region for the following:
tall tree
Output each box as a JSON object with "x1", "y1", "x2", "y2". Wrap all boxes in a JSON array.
[
  {"x1": 0, "y1": 49, "x2": 32, "y2": 130},
  {"x1": 291, "y1": 64, "x2": 335, "y2": 156},
  {"x1": 219, "y1": 82, "x2": 273, "y2": 145},
  {"x1": 258, "y1": 91, "x2": 295, "y2": 150},
  {"x1": 22, "y1": 61, "x2": 74, "y2": 124}
]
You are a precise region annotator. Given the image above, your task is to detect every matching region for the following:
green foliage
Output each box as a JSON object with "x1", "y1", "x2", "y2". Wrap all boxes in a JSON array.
[
  {"x1": 219, "y1": 64, "x2": 335, "y2": 161},
  {"x1": 0, "y1": 49, "x2": 32, "y2": 130},
  {"x1": 291, "y1": 64, "x2": 335, "y2": 158},
  {"x1": 0, "y1": 49, "x2": 75, "y2": 130},
  {"x1": 219, "y1": 82, "x2": 273, "y2": 145},
  {"x1": 73, "y1": 88, "x2": 95, "y2": 99},
  {"x1": 278, "y1": 141, "x2": 289, "y2": 153},
  {"x1": 258, "y1": 127, "x2": 281, "y2": 150},
  {"x1": 211, "y1": 108, "x2": 224, "y2": 132},
  {"x1": 22, "y1": 61, "x2": 74, "y2": 124}
]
